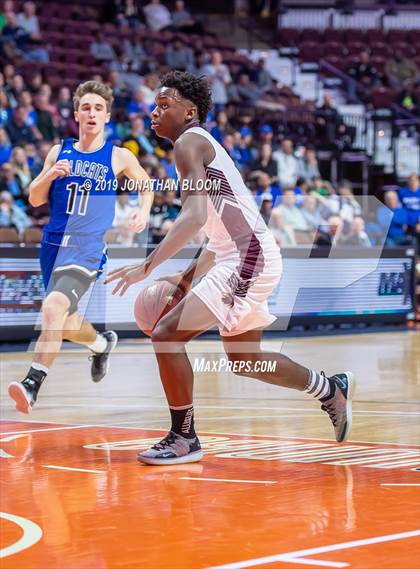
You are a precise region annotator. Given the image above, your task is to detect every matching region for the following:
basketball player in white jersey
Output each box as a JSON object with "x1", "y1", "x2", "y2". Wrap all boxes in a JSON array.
[{"x1": 106, "y1": 71, "x2": 355, "y2": 465}]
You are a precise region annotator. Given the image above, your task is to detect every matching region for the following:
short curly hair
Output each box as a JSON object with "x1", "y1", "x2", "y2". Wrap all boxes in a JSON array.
[{"x1": 159, "y1": 71, "x2": 212, "y2": 124}]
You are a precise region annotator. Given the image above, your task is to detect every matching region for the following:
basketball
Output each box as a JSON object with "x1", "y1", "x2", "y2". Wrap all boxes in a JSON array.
[{"x1": 134, "y1": 281, "x2": 184, "y2": 336}]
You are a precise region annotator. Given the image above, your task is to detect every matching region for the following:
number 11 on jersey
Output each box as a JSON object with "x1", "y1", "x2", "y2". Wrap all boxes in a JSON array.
[{"x1": 66, "y1": 180, "x2": 92, "y2": 216}]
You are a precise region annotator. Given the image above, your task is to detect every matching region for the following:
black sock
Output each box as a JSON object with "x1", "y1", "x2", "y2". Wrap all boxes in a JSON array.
[
  {"x1": 22, "y1": 367, "x2": 47, "y2": 393},
  {"x1": 169, "y1": 405, "x2": 196, "y2": 439}
]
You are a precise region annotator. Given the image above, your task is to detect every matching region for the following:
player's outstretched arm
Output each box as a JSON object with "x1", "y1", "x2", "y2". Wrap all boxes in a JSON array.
[
  {"x1": 105, "y1": 136, "x2": 209, "y2": 296},
  {"x1": 29, "y1": 144, "x2": 69, "y2": 207},
  {"x1": 116, "y1": 147, "x2": 154, "y2": 233}
]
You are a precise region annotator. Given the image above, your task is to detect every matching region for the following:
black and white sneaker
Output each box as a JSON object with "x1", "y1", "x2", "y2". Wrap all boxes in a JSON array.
[
  {"x1": 320, "y1": 371, "x2": 356, "y2": 443},
  {"x1": 90, "y1": 330, "x2": 118, "y2": 383},
  {"x1": 138, "y1": 431, "x2": 203, "y2": 465},
  {"x1": 8, "y1": 376, "x2": 42, "y2": 415}
]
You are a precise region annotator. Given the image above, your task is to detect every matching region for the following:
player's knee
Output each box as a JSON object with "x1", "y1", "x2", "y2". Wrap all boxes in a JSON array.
[
  {"x1": 151, "y1": 321, "x2": 186, "y2": 346},
  {"x1": 42, "y1": 292, "x2": 70, "y2": 323}
]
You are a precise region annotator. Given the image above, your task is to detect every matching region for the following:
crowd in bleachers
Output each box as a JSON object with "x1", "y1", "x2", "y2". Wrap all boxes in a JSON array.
[
  {"x1": 277, "y1": 27, "x2": 420, "y2": 113},
  {"x1": 0, "y1": 0, "x2": 419, "y2": 250}
]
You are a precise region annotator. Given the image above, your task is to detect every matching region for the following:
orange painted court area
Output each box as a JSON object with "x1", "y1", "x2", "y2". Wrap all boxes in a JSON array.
[{"x1": 1, "y1": 420, "x2": 419, "y2": 569}]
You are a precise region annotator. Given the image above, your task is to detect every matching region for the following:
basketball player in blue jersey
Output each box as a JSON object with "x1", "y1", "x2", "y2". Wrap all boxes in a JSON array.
[
  {"x1": 106, "y1": 71, "x2": 355, "y2": 465},
  {"x1": 8, "y1": 81, "x2": 153, "y2": 414},
  {"x1": 106, "y1": 72, "x2": 354, "y2": 465}
]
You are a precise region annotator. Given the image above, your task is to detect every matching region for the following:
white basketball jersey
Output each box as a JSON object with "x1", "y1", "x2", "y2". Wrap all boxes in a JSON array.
[{"x1": 180, "y1": 127, "x2": 281, "y2": 273}]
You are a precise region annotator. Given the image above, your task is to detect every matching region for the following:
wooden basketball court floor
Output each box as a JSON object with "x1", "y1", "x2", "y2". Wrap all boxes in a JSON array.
[{"x1": 0, "y1": 331, "x2": 419, "y2": 569}]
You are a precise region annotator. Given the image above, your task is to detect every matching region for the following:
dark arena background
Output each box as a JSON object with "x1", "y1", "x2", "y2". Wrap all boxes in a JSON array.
[{"x1": 0, "y1": 1, "x2": 419, "y2": 568}]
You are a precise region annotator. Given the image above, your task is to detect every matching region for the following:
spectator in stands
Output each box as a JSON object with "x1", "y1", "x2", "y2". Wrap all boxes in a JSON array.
[
  {"x1": 122, "y1": 37, "x2": 151, "y2": 75},
  {"x1": 348, "y1": 50, "x2": 380, "y2": 102},
  {"x1": 127, "y1": 116, "x2": 155, "y2": 157},
  {"x1": 17, "y1": 2, "x2": 40, "y2": 40},
  {"x1": 385, "y1": 50, "x2": 418, "y2": 88},
  {"x1": 222, "y1": 133, "x2": 242, "y2": 170},
  {"x1": 149, "y1": 190, "x2": 168, "y2": 244},
  {"x1": 340, "y1": 217, "x2": 372, "y2": 247},
  {"x1": 316, "y1": 94, "x2": 352, "y2": 149},
  {"x1": 395, "y1": 81, "x2": 418, "y2": 114},
  {"x1": 259, "y1": 193, "x2": 273, "y2": 225},
  {"x1": 0, "y1": 190, "x2": 30, "y2": 235},
  {"x1": 1, "y1": 11, "x2": 29, "y2": 54},
  {"x1": 27, "y1": 72, "x2": 42, "y2": 96},
  {"x1": 3, "y1": 10, "x2": 48, "y2": 63},
  {"x1": 29, "y1": 140, "x2": 51, "y2": 178},
  {"x1": 171, "y1": 0, "x2": 200, "y2": 33},
  {"x1": 161, "y1": 149, "x2": 177, "y2": 181},
  {"x1": 210, "y1": 111, "x2": 231, "y2": 145},
  {"x1": 0, "y1": 89, "x2": 11, "y2": 128},
  {"x1": 233, "y1": 73, "x2": 263, "y2": 104},
  {"x1": 201, "y1": 51, "x2": 232, "y2": 113},
  {"x1": 143, "y1": 0, "x2": 172, "y2": 32},
  {"x1": 125, "y1": 87, "x2": 148, "y2": 119},
  {"x1": 314, "y1": 215, "x2": 344, "y2": 247},
  {"x1": 33, "y1": 93, "x2": 57, "y2": 142},
  {"x1": 399, "y1": 174, "x2": 420, "y2": 226},
  {"x1": 257, "y1": 123, "x2": 273, "y2": 145},
  {"x1": 269, "y1": 209, "x2": 296, "y2": 247},
  {"x1": 113, "y1": 193, "x2": 138, "y2": 228},
  {"x1": 5, "y1": 74, "x2": 25, "y2": 108},
  {"x1": 250, "y1": 171, "x2": 280, "y2": 206},
  {"x1": 273, "y1": 139, "x2": 298, "y2": 189},
  {"x1": 5, "y1": 106, "x2": 37, "y2": 145},
  {"x1": 165, "y1": 39, "x2": 194, "y2": 73},
  {"x1": 18, "y1": 90, "x2": 36, "y2": 126},
  {"x1": 0, "y1": 127, "x2": 12, "y2": 165},
  {"x1": 56, "y1": 86, "x2": 73, "y2": 133},
  {"x1": 297, "y1": 146, "x2": 320, "y2": 183},
  {"x1": 0, "y1": 1, "x2": 15, "y2": 30},
  {"x1": 251, "y1": 57, "x2": 273, "y2": 94},
  {"x1": 327, "y1": 180, "x2": 362, "y2": 227},
  {"x1": 276, "y1": 189, "x2": 310, "y2": 233},
  {"x1": 90, "y1": 30, "x2": 117, "y2": 64},
  {"x1": 164, "y1": 189, "x2": 181, "y2": 220},
  {"x1": 139, "y1": 73, "x2": 159, "y2": 107},
  {"x1": 250, "y1": 142, "x2": 277, "y2": 181},
  {"x1": 301, "y1": 194, "x2": 325, "y2": 232},
  {"x1": 0, "y1": 161, "x2": 26, "y2": 207},
  {"x1": 116, "y1": 0, "x2": 143, "y2": 28},
  {"x1": 377, "y1": 190, "x2": 413, "y2": 247},
  {"x1": 310, "y1": 175, "x2": 332, "y2": 197},
  {"x1": 10, "y1": 146, "x2": 31, "y2": 189}
]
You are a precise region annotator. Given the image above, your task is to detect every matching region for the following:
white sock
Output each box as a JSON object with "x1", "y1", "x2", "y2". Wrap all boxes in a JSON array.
[
  {"x1": 305, "y1": 370, "x2": 331, "y2": 400},
  {"x1": 87, "y1": 333, "x2": 107, "y2": 354},
  {"x1": 31, "y1": 363, "x2": 49, "y2": 375}
]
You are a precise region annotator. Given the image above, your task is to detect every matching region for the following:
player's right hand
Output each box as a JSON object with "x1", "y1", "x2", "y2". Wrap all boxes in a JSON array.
[{"x1": 48, "y1": 159, "x2": 71, "y2": 180}]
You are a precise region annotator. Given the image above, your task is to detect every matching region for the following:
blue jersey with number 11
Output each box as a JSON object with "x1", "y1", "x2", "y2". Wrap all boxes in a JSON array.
[{"x1": 46, "y1": 138, "x2": 117, "y2": 236}]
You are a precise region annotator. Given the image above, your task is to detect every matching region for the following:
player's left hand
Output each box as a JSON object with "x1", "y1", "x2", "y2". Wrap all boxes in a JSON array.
[
  {"x1": 104, "y1": 263, "x2": 147, "y2": 296},
  {"x1": 128, "y1": 208, "x2": 150, "y2": 233}
]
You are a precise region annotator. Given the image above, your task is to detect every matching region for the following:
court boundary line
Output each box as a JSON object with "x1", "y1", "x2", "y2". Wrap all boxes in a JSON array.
[
  {"x1": 179, "y1": 477, "x2": 277, "y2": 484},
  {"x1": 2, "y1": 402, "x2": 419, "y2": 416},
  {"x1": 0, "y1": 419, "x2": 419, "y2": 448},
  {"x1": 205, "y1": 529, "x2": 420, "y2": 569},
  {"x1": 42, "y1": 464, "x2": 106, "y2": 474},
  {"x1": 0, "y1": 425, "x2": 93, "y2": 436}
]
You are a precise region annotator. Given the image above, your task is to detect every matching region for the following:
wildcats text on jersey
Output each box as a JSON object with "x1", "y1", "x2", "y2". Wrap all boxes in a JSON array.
[{"x1": 68, "y1": 159, "x2": 109, "y2": 182}]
